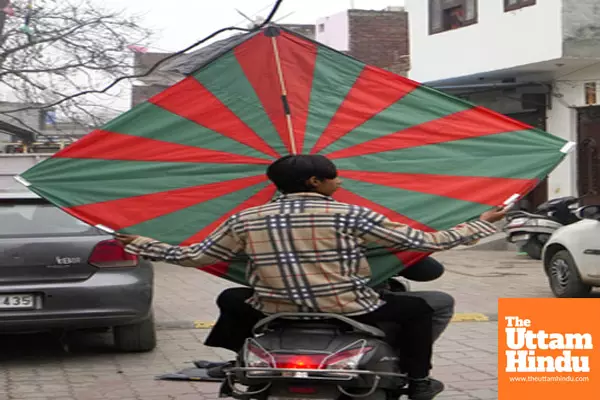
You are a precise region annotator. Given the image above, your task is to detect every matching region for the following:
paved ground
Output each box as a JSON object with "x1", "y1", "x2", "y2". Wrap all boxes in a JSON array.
[{"x1": 0, "y1": 249, "x2": 566, "y2": 400}]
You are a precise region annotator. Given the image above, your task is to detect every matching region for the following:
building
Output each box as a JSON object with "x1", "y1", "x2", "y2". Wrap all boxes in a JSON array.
[
  {"x1": 316, "y1": 7, "x2": 409, "y2": 74},
  {"x1": 131, "y1": 52, "x2": 179, "y2": 109},
  {"x1": 0, "y1": 101, "x2": 88, "y2": 153},
  {"x1": 406, "y1": 0, "x2": 600, "y2": 207},
  {"x1": 0, "y1": 102, "x2": 40, "y2": 144},
  {"x1": 277, "y1": 23, "x2": 315, "y2": 39}
]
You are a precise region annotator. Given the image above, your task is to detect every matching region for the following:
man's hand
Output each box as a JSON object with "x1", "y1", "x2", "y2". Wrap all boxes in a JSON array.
[
  {"x1": 479, "y1": 207, "x2": 508, "y2": 224},
  {"x1": 114, "y1": 233, "x2": 139, "y2": 246}
]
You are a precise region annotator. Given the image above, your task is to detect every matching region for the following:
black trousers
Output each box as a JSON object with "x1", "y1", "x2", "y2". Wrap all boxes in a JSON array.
[
  {"x1": 205, "y1": 287, "x2": 434, "y2": 379},
  {"x1": 398, "y1": 256, "x2": 444, "y2": 282}
]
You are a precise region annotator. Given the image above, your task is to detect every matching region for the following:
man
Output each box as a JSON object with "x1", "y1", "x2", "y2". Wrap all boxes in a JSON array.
[
  {"x1": 117, "y1": 155, "x2": 505, "y2": 400},
  {"x1": 379, "y1": 256, "x2": 454, "y2": 343}
]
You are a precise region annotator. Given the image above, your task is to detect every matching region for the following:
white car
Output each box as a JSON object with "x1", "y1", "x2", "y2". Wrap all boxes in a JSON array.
[{"x1": 542, "y1": 205, "x2": 600, "y2": 297}]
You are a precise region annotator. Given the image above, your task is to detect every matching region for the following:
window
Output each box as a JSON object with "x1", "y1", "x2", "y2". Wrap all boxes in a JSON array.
[
  {"x1": 429, "y1": 0, "x2": 478, "y2": 35},
  {"x1": 318, "y1": 23, "x2": 325, "y2": 33},
  {"x1": 505, "y1": 0, "x2": 536, "y2": 12},
  {"x1": 0, "y1": 201, "x2": 97, "y2": 238},
  {"x1": 40, "y1": 108, "x2": 56, "y2": 130}
]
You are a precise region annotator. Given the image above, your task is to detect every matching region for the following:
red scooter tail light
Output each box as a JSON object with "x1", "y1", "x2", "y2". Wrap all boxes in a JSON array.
[
  {"x1": 244, "y1": 340, "x2": 373, "y2": 372},
  {"x1": 89, "y1": 239, "x2": 138, "y2": 268},
  {"x1": 275, "y1": 354, "x2": 326, "y2": 369},
  {"x1": 322, "y1": 346, "x2": 373, "y2": 370},
  {"x1": 270, "y1": 346, "x2": 373, "y2": 370}
]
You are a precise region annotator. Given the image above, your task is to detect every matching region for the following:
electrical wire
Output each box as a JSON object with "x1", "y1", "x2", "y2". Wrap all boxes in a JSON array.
[
  {"x1": 0, "y1": 0, "x2": 285, "y2": 115},
  {"x1": 553, "y1": 60, "x2": 600, "y2": 81}
]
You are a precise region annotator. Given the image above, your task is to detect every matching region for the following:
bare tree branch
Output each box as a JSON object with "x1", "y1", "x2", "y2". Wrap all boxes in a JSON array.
[{"x1": 0, "y1": 0, "x2": 153, "y2": 133}]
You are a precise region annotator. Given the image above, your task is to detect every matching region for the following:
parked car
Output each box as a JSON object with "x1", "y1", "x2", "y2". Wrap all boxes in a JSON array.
[
  {"x1": 542, "y1": 204, "x2": 600, "y2": 298},
  {"x1": 0, "y1": 190, "x2": 156, "y2": 352}
]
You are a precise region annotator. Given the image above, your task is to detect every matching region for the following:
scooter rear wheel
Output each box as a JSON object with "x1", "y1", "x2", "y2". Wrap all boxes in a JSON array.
[{"x1": 522, "y1": 237, "x2": 543, "y2": 260}]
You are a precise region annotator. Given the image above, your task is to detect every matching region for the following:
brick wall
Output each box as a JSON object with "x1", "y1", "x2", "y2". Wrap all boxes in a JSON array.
[{"x1": 347, "y1": 9, "x2": 410, "y2": 76}]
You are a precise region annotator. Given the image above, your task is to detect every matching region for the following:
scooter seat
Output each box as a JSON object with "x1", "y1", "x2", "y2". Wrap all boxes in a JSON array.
[{"x1": 253, "y1": 312, "x2": 386, "y2": 338}]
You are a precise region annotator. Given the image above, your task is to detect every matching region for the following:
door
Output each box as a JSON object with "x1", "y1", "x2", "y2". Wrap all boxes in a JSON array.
[
  {"x1": 577, "y1": 107, "x2": 600, "y2": 206},
  {"x1": 507, "y1": 111, "x2": 548, "y2": 211}
]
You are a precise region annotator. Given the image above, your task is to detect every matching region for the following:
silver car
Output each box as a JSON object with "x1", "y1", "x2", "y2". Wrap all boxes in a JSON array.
[{"x1": 0, "y1": 191, "x2": 155, "y2": 352}]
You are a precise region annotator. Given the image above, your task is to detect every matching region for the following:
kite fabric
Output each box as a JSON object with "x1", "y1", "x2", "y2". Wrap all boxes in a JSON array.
[{"x1": 17, "y1": 25, "x2": 572, "y2": 286}]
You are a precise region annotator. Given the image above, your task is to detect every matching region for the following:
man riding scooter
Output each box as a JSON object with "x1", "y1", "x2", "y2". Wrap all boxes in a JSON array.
[{"x1": 117, "y1": 154, "x2": 506, "y2": 400}]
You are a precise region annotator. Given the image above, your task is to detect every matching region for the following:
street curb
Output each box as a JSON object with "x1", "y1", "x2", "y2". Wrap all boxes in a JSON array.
[
  {"x1": 156, "y1": 312, "x2": 499, "y2": 331},
  {"x1": 451, "y1": 312, "x2": 497, "y2": 322}
]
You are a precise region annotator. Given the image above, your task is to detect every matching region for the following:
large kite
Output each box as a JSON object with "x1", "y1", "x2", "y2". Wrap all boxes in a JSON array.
[{"x1": 16, "y1": 26, "x2": 572, "y2": 285}]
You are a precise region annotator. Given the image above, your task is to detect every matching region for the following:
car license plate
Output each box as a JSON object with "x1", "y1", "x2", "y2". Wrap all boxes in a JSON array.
[{"x1": 0, "y1": 294, "x2": 35, "y2": 309}]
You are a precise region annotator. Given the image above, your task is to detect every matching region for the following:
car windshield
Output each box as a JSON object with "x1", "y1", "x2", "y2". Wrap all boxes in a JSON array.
[{"x1": 0, "y1": 200, "x2": 99, "y2": 238}]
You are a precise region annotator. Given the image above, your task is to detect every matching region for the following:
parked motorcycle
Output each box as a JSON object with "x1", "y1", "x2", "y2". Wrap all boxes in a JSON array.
[
  {"x1": 504, "y1": 196, "x2": 581, "y2": 260},
  {"x1": 220, "y1": 312, "x2": 410, "y2": 400}
]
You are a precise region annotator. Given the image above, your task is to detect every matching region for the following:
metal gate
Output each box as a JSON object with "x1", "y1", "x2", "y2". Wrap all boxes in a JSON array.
[
  {"x1": 507, "y1": 110, "x2": 548, "y2": 211},
  {"x1": 577, "y1": 107, "x2": 600, "y2": 205}
]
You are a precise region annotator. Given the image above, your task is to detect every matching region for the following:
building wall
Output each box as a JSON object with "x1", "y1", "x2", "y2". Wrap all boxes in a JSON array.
[
  {"x1": 131, "y1": 85, "x2": 169, "y2": 108},
  {"x1": 546, "y1": 64, "x2": 600, "y2": 199},
  {"x1": 406, "y1": 0, "x2": 563, "y2": 83},
  {"x1": 348, "y1": 9, "x2": 409, "y2": 74},
  {"x1": 316, "y1": 11, "x2": 350, "y2": 52},
  {"x1": 563, "y1": 0, "x2": 600, "y2": 58},
  {"x1": 281, "y1": 24, "x2": 315, "y2": 39}
]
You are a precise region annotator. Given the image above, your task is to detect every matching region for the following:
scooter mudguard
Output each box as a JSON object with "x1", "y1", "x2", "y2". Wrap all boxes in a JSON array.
[{"x1": 505, "y1": 218, "x2": 563, "y2": 241}]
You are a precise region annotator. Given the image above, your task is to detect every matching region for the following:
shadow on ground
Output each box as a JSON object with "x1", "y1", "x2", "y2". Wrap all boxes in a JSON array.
[{"x1": 0, "y1": 330, "x2": 120, "y2": 363}]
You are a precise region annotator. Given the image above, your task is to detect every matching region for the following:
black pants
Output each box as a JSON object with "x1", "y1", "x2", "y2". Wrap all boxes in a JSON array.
[
  {"x1": 205, "y1": 288, "x2": 434, "y2": 379},
  {"x1": 398, "y1": 256, "x2": 444, "y2": 282}
]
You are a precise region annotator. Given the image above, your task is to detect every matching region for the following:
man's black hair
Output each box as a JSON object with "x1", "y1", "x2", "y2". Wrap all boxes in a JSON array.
[{"x1": 266, "y1": 155, "x2": 338, "y2": 193}]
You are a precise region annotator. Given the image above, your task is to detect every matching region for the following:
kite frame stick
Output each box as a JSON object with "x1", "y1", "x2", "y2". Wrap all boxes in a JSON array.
[
  {"x1": 13, "y1": 175, "x2": 31, "y2": 187},
  {"x1": 560, "y1": 141, "x2": 576, "y2": 154},
  {"x1": 270, "y1": 36, "x2": 297, "y2": 154},
  {"x1": 95, "y1": 224, "x2": 116, "y2": 234}
]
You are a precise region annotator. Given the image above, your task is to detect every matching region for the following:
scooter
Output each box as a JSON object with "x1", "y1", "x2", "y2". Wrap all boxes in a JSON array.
[
  {"x1": 220, "y1": 312, "x2": 410, "y2": 400},
  {"x1": 504, "y1": 196, "x2": 581, "y2": 260}
]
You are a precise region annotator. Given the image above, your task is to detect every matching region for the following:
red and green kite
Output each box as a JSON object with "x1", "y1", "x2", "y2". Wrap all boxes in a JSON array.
[{"x1": 17, "y1": 26, "x2": 572, "y2": 285}]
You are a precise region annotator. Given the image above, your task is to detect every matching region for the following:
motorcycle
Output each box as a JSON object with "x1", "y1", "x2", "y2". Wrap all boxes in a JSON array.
[
  {"x1": 220, "y1": 312, "x2": 409, "y2": 400},
  {"x1": 504, "y1": 196, "x2": 581, "y2": 260}
]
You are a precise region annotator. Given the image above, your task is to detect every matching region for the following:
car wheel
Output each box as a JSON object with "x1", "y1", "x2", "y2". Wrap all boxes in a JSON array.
[
  {"x1": 113, "y1": 312, "x2": 157, "y2": 352},
  {"x1": 523, "y1": 237, "x2": 543, "y2": 260},
  {"x1": 548, "y1": 250, "x2": 591, "y2": 298}
]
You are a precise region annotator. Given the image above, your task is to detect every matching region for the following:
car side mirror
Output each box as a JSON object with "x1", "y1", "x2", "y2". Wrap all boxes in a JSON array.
[{"x1": 576, "y1": 205, "x2": 600, "y2": 220}]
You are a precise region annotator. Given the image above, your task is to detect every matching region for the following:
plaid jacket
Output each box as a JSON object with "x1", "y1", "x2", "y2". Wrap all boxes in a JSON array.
[{"x1": 125, "y1": 192, "x2": 497, "y2": 316}]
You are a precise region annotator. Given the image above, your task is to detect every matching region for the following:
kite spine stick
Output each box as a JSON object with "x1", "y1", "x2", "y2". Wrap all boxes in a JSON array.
[
  {"x1": 560, "y1": 141, "x2": 576, "y2": 154},
  {"x1": 13, "y1": 175, "x2": 31, "y2": 187},
  {"x1": 270, "y1": 36, "x2": 297, "y2": 154}
]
